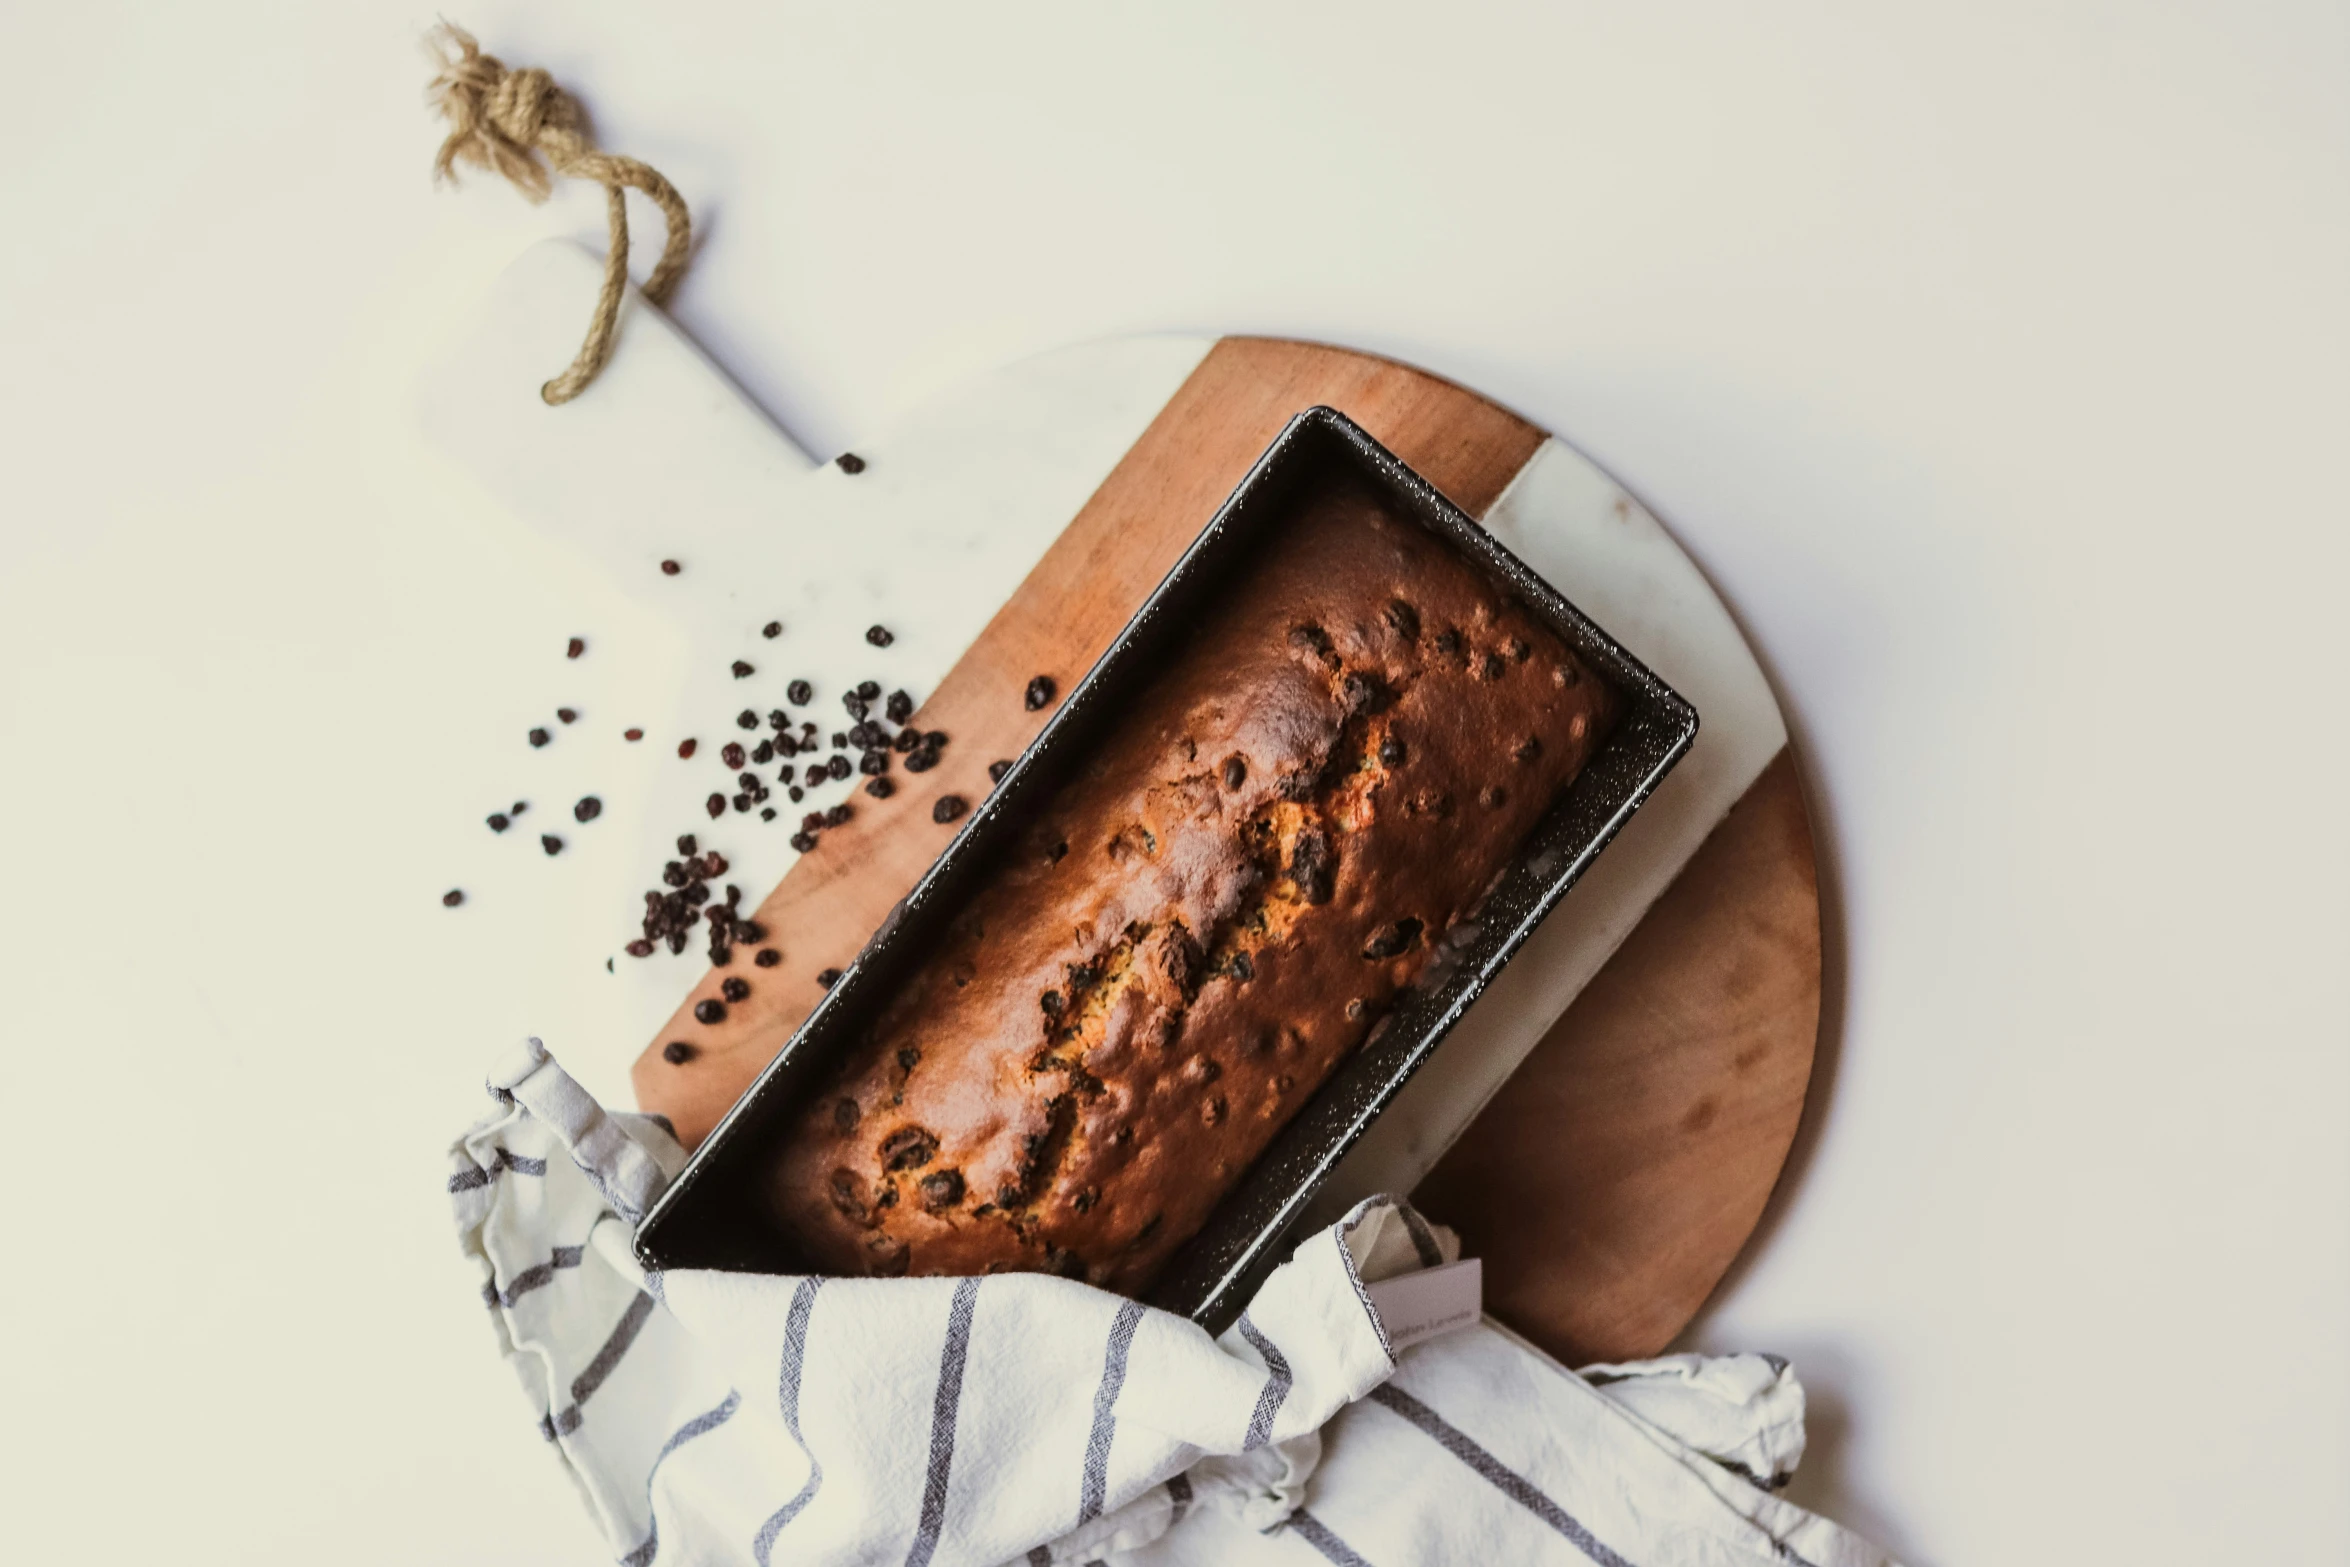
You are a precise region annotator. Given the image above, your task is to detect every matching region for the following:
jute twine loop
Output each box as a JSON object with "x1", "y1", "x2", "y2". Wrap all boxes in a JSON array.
[{"x1": 425, "y1": 23, "x2": 691, "y2": 404}]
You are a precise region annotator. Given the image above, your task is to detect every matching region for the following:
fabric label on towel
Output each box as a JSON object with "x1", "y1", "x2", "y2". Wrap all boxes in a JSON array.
[{"x1": 1365, "y1": 1258, "x2": 1482, "y2": 1352}]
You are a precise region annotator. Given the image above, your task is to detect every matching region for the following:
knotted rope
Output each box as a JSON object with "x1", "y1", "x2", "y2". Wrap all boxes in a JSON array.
[{"x1": 425, "y1": 23, "x2": 691, "y2": 404}]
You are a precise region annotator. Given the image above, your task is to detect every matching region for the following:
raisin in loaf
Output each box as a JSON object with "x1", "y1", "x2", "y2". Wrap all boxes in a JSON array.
[{"x1": 768, "y1": 471, "x2": 1617, "y2": 1293}]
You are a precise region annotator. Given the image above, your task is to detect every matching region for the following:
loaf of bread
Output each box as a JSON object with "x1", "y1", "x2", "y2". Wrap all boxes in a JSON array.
[{"x1": 768, "y1": 471, "x2": 1617, "y2": 1293}]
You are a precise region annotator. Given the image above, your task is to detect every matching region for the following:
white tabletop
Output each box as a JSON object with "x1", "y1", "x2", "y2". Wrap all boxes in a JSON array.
[{"x1": 1, "y1": 5, "x2": 2342, "y2": 1564}]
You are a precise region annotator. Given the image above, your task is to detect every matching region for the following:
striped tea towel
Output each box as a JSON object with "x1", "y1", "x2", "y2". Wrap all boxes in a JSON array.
[{"x1": 451, "y1": 1037, "x2": 1899, "y2": 1566}]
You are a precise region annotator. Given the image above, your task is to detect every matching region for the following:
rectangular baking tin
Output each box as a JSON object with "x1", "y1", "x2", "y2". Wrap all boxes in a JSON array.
[{"x1": 636, "y1": 407, "x2": 1698, "y2": 1334}]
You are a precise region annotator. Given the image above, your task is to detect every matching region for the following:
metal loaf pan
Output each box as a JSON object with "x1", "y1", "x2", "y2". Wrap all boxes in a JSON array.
[{"x1": 635, "y1": 406, "x2": 1698, "y2": 1333}]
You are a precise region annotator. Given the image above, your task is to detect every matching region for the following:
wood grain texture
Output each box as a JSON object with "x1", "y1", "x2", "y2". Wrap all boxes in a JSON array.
[
  {"x1": 1413, "y1": 746, "x2": 1821, "y2": 1366},
  {"x1": 632, "y1": 337, "x2": 1549, "y2": 1142}
]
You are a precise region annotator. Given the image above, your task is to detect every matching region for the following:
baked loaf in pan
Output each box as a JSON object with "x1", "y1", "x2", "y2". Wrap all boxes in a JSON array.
[{"x1": 769, "y1": 472, "x2": 1617, "y2": 1293}]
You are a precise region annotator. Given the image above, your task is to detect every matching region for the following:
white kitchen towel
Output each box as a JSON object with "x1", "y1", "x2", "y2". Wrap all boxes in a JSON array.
[{"x1": 452, "y1": 1038, "x2": 1897, "y2": 1566}]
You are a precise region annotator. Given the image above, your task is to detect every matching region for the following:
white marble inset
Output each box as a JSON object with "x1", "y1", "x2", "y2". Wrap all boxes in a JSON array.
[{"x1": 416, "y1": 243, "x2": 1788, "y2": 1188}]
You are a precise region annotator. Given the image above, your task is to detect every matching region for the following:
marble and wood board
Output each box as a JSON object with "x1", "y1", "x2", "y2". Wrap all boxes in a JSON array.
[{"x1": 419, "y1": 241, "x2": 1821, "y2": 1366}]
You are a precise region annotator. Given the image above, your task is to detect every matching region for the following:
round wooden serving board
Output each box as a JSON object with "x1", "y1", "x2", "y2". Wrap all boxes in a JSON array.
[{"x1": 420, "y1": 266, "x2": 1818, "y2": 1372}]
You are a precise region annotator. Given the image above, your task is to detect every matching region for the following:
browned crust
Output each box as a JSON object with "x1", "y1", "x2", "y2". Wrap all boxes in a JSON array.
[{"x1": 770, "y1": 471, "x2": 1616, "y2": 1291}]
